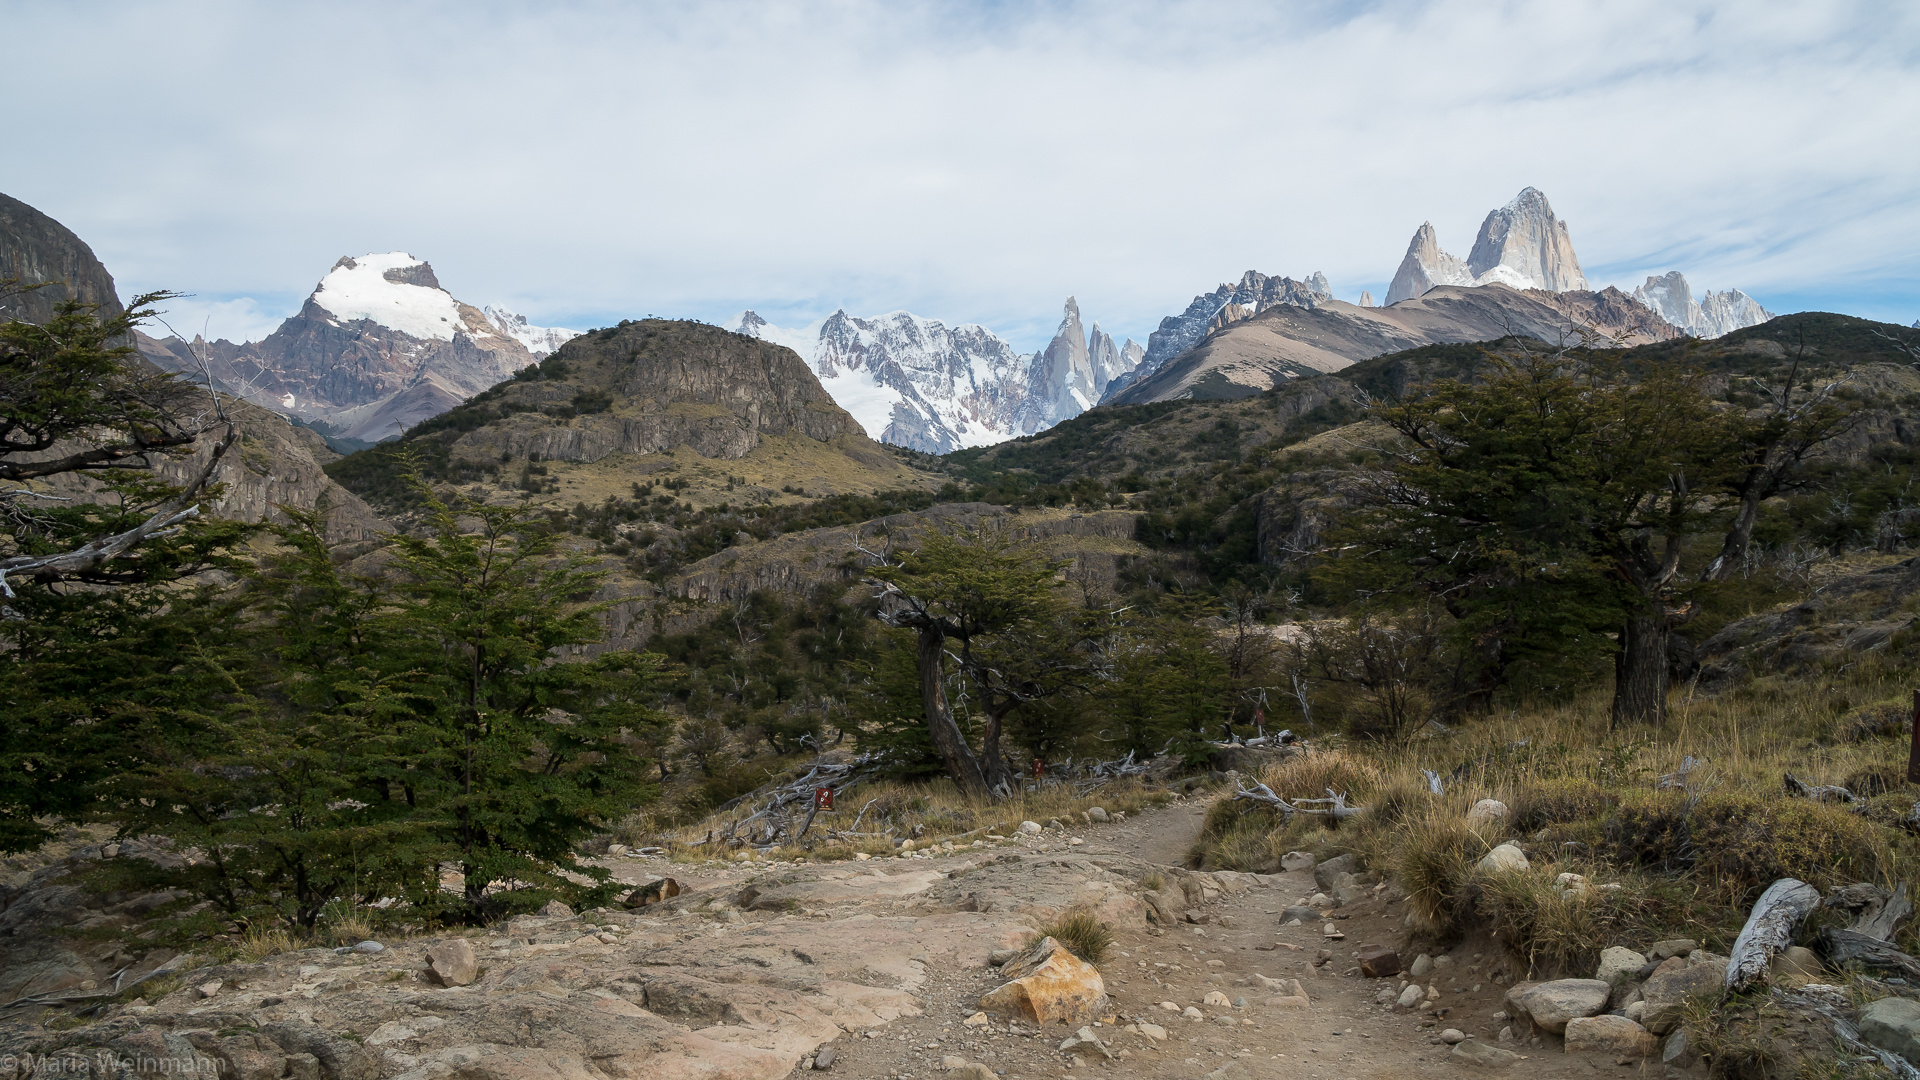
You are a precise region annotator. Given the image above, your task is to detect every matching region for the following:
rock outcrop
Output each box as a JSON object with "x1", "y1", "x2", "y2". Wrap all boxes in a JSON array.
[{"x1": 0, "y1": 192, "x2": 123, "y2": 323}]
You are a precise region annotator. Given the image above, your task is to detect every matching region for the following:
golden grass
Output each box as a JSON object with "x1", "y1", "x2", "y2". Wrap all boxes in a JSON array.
[
  {"x1": 1034, "y1": 908, "x2": 1113, "y2": 964},
  {"x1": 237, "y1": 924, "x2": 303, "y2": 962}
]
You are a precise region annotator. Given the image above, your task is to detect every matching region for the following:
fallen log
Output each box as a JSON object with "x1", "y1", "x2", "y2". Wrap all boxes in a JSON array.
[
  {"x1": 1230, "y1": 782, "x2": 1365, "y2": 820},
  {"x1": 1819, "y1": 926, "x2": 1920, "y2": 981},
  {"x1": 1726, "y1": 877, "x2": 1822, "y2": 992},
  {"x1": 1853, "y1": 882, "x2": 1912, "y2": 942},
  {"x1": 1784, "y1": 772, "x2": 1856, "y2": 803}
]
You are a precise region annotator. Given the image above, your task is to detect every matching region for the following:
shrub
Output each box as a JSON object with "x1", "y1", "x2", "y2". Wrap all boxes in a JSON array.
[
  {"x1": 1256, "y1": 749, "x2": 1382, "y2": 804},
  {"x1": 1035, "y1": 909, "x2": 1112, "y2": 964},
  {"x1": 1393, "y1": 811, "x2": 1480, "y2": 933},
  {"x1": 1510, "y1": 778, "x2": 1618, "y2": 832},
  {"x1": 1605, "y1": 789, "x2": 1886, "y2": 903}
]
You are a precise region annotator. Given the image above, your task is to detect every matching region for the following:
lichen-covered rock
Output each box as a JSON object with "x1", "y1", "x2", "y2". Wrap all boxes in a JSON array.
[{"x1": 979, "y1": 936, "x2": 1109, "y2": 1026}]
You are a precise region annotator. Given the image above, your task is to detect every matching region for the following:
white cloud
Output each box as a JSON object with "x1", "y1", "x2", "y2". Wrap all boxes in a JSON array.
[{"x1": 2, "y1": 0, "x2": 1915, "y2": 348}]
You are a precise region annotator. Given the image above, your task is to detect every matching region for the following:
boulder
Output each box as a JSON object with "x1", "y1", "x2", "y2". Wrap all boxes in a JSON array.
[
  {"x1": 1859, "y1": 997, "x2": 1920, "y2": 1064},
  {"x1": 1018, "y1": 821, "x2": 1042, "y2": 835},
  {"x1": 1594, "y1": 946, "x2": 1647, "y2": 989},
  {"x1": 1477, "y1": 844, "x2": 1529, "y2": 874},
  {"x1": 1512, "y1": 979, "x2": 1610, "y2": 1033},
  {"x1": 1085, "y1": 807, "x2": 1109, "y2": 823},
  {"x1": 979, "y1": 936, "x2": 1109, "y2": 1026},
  {"x1": 1280, "y1": 851, "x2": 1314, "y2": 872},
  {"x1": 1466, "y1": 799, "x2": 1508, "y2": 825},
  {"x1": 1312, "y1": 854, "x2": 1356, "y2": 893},
  {"x1": 1449, "y1": 1039, "x2": 1520, "y2": 1069},
  {"x1": 1396, "y1": 984, "x2": 1423, "y2": 1009},
  {"x1": 429, "y1": 938, "x2": 479, "y2": 987},
  {"x1": 537, "y1": 900, "x2": 574, "y2": 918},
  {"x1": 1639, "y1": 958, "x2": 1726, "y2": 1035},
  {"x1": 1564, "y1": 1015, "x2": 1657, "y2": 1057}
]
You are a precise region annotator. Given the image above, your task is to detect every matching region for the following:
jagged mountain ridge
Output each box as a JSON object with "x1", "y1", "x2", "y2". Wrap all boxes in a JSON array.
[
  {"x1": 726, "y1": 299, "x2": 1141, "y2": 455},
  {"x1": 143, "y1": 253, "x2": 579, "y2": 445},
  {"x1": 1109, "y1": 283, "x2": 1681, "y2": 405},
  {"x1": 1100, "y1": 270, "x2": 1333, "y2": 404},
  {"x1": 0, "y1": 193, "x2": 124, "y2": 323},
  {"x1": 1382, "y1": 187, "x2": 1770, "y2": 340},
  {"x1": 1385, "y1": 187, "x2": 1587, "y2": 304}
]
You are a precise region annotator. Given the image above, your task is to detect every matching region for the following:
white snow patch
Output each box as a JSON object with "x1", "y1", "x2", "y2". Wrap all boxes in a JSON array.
[
  {"x1": 483, "y1": 305, "x2": 580, "y2": 356},
  {"x1": 311, "y1": 253, "x2": 464, "y2": 341}
]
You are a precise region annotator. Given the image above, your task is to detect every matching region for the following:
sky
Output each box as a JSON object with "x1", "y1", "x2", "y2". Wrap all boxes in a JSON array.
[{"x1": 3, "y1": 0, "x2": 1916, "y2": 350}]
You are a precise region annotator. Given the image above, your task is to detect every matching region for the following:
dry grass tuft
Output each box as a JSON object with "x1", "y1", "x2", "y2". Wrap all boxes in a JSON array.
[
  {"x1": 237, "y1": 924, "x2": 303, "y2": 962},
  {"x1": 1034, "y1": 908, "x2": 1113, "y2": 965}
]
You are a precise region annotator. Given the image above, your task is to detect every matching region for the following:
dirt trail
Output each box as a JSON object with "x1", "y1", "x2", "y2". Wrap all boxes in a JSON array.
[
  {"x1": 600, "y1": 799, "x2": 1634, "y2": 1080},
  {"x1": 0, "y1": 799, "x2": 1671, "y2": 1079}
]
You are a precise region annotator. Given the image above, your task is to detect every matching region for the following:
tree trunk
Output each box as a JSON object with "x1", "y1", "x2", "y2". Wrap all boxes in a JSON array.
[
  {"x1": 1701, "y1": 487, "x2": 1765, "y2": 583},
  {"x1": 980, "y1": 704, "x2": 1015, "y2": 797},
  {"x1": 1612, "y1": 608, "x2": 1670, "y2": 727},
  {"x1": 916, "y1": 627, "x2": 988, "y2": 794}
]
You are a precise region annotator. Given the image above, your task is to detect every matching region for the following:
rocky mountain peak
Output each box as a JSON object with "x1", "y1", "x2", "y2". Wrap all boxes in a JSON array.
[
  {"x1": 1465, "y1": 186, "x2": 1587, "y2": 293},
  {"x1": 0, "y1": 192, "x2": 123, "y2": 323},
  {"x1": 1106, "y1": 270, "x2": 1332, "y2": 402}
]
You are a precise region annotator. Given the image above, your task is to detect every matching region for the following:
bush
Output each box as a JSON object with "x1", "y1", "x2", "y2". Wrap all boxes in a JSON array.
[
  {"x1": 1510, "y1": 778, "x2": 1618, "y2": 832},
  {"x1": 1256, "y1": 749, "x2": 1382, "y2": 804},
  {"x1": 1035, "y1": 908, "x2": 1112, "y2": 964},
  {"x1": 1606, "y1": 789, "x2": 1886, "y2": 903},
  {"x1": 1393, "y1": 811, "x2": 1480, "y2": 933}
]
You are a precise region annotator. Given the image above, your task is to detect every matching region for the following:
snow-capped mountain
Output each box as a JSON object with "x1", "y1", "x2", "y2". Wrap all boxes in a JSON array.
[
  {"x1": 1100, "y1": 270, "x2": 1333, "y2": 403},
  {"x1": 1380, "y1": 188, "x2": 1772, "y2": 340},
  {"x1": 727, "y1": 299, "x2": 1140, "y2": 454},
  {"x1": 144, "y1": 253, "x2": 578, "y2": 443},
  {"x1": 1385, "y1": 187, "x2": 1587, "y2": 304},
  {"x1": 483, "y1": 304, "x2": 579, "y2": 356},
  {"x1": 1629, "y1": 271, "x2": 1773, "y2": 339}
]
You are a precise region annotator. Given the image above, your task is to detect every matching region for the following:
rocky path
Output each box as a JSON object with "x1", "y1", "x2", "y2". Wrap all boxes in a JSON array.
[{"x1": 0, "y1": 800, "x2": 1671, "y2": 1080}]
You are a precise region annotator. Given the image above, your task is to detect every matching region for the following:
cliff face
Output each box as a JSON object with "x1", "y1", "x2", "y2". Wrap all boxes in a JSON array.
[{"x1": 0, "y1": 193, "x2": 122, "y2": 321}]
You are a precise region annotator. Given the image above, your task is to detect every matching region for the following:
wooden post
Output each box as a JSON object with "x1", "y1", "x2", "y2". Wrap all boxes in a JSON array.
[{"x1": 1907, "y1": 689, "x2": 1920, "y2": 785}]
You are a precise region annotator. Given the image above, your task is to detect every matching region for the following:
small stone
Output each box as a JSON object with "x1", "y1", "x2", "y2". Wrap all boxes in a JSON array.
[
  {"x1": 942, "y1": 1055, "x2": 969, "y2": 1070},
  {"x1": 988, "y1": 949, "x2": 1019, "y2": 967},
  {"x1": 1624, "y1": 1000, "x2": 1645, "y2": 1022},
  {"x1": 1186, "y1": 909, "x2": 1210, "y2": 925},
  {"x1": 1232, "y1": 996, "x2": 1247, "y2": 1008},
  {"x1": 1440, "y1": 1028, "x2": 1467, "y2": 1043},
  {"x1": 1059, "y1": 1026, "x2": 1113, "y2": 1060},
  {"x1": 1408, "y1": 953, "x2": 1434, "y2": 978},
  {"x1": 1280, "y1": 851, "x2": 1315, "y2": 872},
  {"x1": 964, "y1": 1011, "x2": 989, "y2": 1026},
  {"x1": 1449, "y1": 1039, "x2": 1520, "y2": 1069},
  {"x1": 1135, "y1": 1022, "x2": 1168, "y2": 1041},
  {"x1": 428, "y1": 938, "x2": 478, "y2": 987},
  {"x1": 1358, "y1": 946, "x2": 1400, "y2": 977},
  {"x1": 813, "y1": 1045, "x2": 837, "y2": 1069},
  {"x1": 1322, "y1": 923, "x2": 1344, "y2": 940},
  {"x1": 1018, "y1": 821, "x2": 1042, "y2": 835},
  {"x1": 1159, "y1": 1001, "x2": 1179, "y2": 1011},
  {"x1": 1497, "y1": 1026, "x2": 1514, "y2": 1042},
  {"x1": 1374, "y1": 988, "x2": 1396, "y2": 1004},
  {"x1": 1183, "y1": 1006, "x2": 1204, "y2": 1019},
  {"x1": 1769, "y1": 945, "x2": 1823, "y2": 986},
  {"x1": 1648, "y1": 938, "x2": 1698, "y2": 960},
  {"x1": 1466, "y1": 799, "x2": 1509, "y2": 825},
  {"x1": 1477, "y1": 844, "x2": 1528, "y2": 874},
  {"x1": 196, "y1": 980, "x2": 222, "y2": 999},
  {"x1": 1087, "y1": 807, "x2": 1109, "y2": 823},
  {"x1": 536, "y1": 900, "x2": 573, "y2": 918},
  {"x1": 352, "y1": 940, "x2": 385, "y2": 954},
  {"x1": 1067, "y1": 837, "x2": 1084, "y2": 846},
  {"x1": 1661, "y1": 1029, "x2": 1698, "y2": 1068},
  {"x1": 1564, "y1": 1015, "x2": 1657, "y2": 1057},
  {"x1": 1594, "y1": 946, "x2": 1647, "y2": 988},
  {"x1": 1211, "y1": 1014, "x2": 1238, "y2": 1028},
  {"x1": 1203, "y1": 990, "x2": 1231, "y2": 1007},
  {"x1": 1397, "y1": 984, "x2": 1423, "y2": 1009}
]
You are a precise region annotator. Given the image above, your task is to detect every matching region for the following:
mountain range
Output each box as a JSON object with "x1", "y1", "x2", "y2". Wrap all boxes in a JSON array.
[
  {"x1": 724, "y1": 300, "x2": 1142, "y2": 454},
  {"x1": 95, "y1": 185, "x2": 1779, "y2": 452}
]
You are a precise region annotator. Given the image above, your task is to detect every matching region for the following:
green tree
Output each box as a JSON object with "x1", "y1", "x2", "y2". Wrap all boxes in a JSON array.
[
  {"x1": 1331, "y1": 349, "x2": 1738, "y2": 726},
  {"x1": 0, "y1": 291, "x2": 244, "y2": 851},
  {"x1": 863, "y1": 527, "x2": 1079, "y2": 796},
  {"x1": 379, "y1": 487, "x2": 670, "y2": 919}
]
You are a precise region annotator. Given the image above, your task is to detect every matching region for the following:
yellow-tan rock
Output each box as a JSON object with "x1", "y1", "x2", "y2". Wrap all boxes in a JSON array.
[{"x1": 979, "y1": 937, "x2": 1108, "y2": 1025}]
